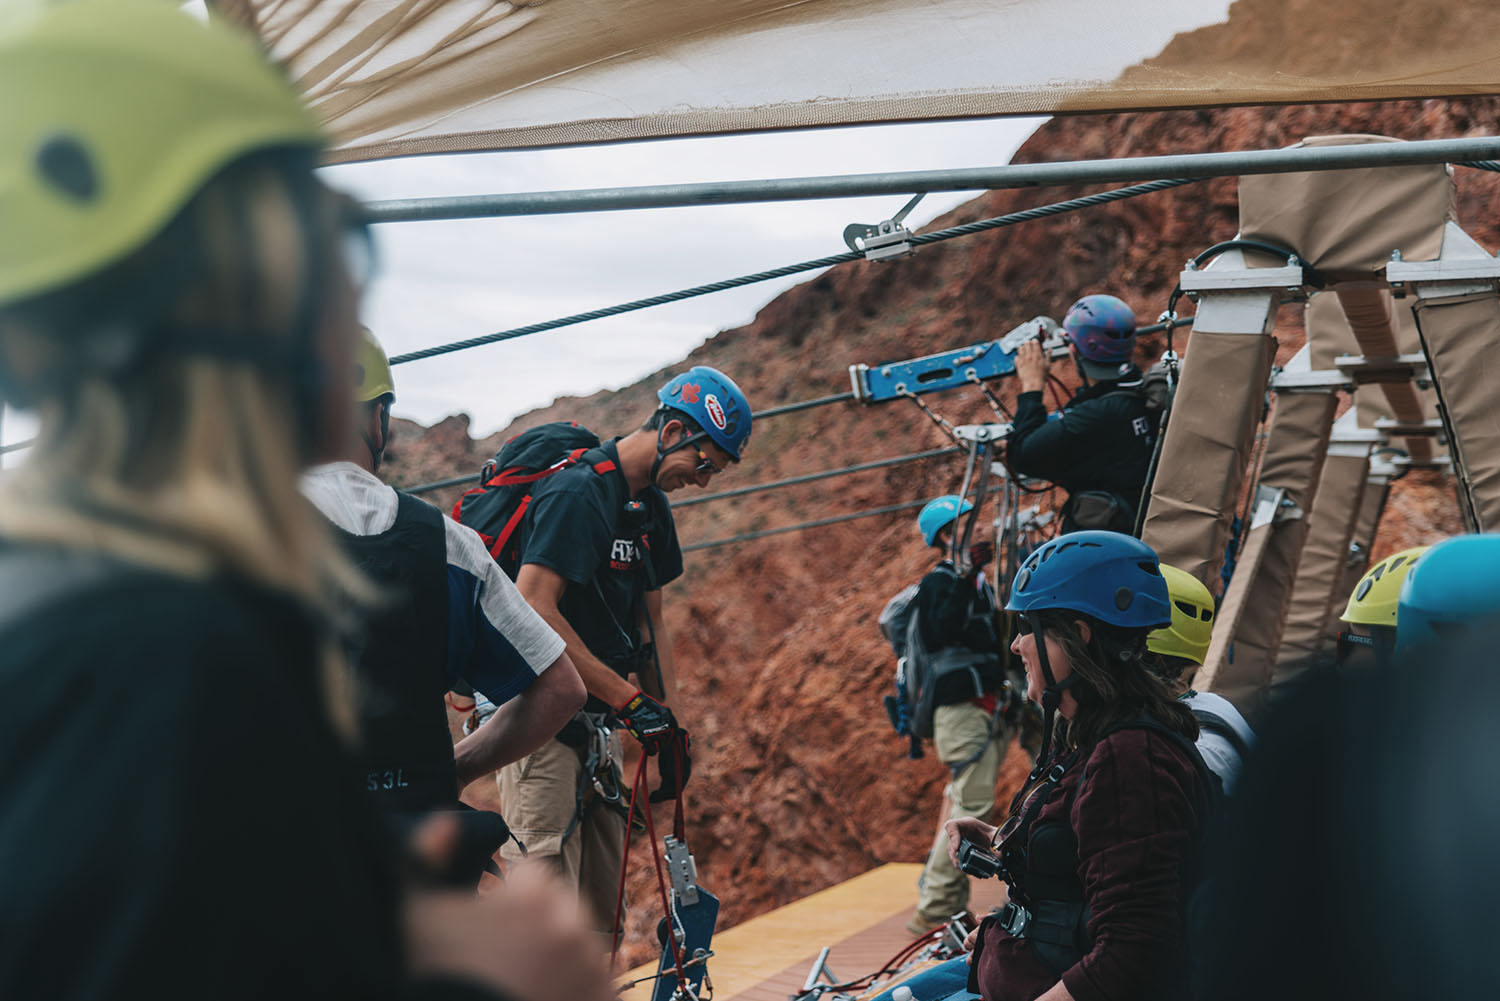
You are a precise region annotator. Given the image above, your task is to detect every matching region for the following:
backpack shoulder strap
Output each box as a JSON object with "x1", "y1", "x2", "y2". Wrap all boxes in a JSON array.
[{"x1": 579, "y1": 445, "x2": 618, "y2": 477}]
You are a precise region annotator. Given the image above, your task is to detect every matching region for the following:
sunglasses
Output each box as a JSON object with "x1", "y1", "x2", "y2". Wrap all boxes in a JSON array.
[{"x1": 693, "y1": 445, "x2": 726, "y2": 476}]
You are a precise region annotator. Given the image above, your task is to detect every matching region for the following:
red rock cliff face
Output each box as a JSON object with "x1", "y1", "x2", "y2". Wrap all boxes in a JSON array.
[{"x1": 380, "y1": 98, "x2": 1495, "y2": 962}]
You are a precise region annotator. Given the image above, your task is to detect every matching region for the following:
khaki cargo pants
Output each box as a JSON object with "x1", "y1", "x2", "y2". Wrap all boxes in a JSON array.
[
  {"x1": 914, "y1": 701, "x2": 1013, "y2": 925},
  {"x1": 498, "y1": 735, "x2": 627, "y2": 938}
]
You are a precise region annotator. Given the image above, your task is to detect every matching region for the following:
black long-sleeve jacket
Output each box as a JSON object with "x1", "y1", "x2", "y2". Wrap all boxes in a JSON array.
[{"x1": 1007, "y1": 378, "x2": 1156, "y2": 532}]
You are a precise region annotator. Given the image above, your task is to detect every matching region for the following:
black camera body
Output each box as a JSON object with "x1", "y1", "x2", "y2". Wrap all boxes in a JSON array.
[{"x1": 956, "y1": 839, "x2": 1003, "y2": 880}]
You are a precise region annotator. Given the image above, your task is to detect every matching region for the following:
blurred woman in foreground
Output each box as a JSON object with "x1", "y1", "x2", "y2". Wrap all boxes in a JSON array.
[{"x1": 0, "y1": 5, "x2": 605, "y2": 1000}]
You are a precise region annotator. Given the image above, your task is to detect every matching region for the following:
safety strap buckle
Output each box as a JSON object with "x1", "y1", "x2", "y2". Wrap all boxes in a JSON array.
[{"x1": 997, "y1": 900, "x2": 1032, "y2": 938}]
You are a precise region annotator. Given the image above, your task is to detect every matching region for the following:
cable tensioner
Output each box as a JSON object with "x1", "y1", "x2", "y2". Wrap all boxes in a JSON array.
[{"x1": 843, "y1": 193, "x2": 925, "y2": 262}]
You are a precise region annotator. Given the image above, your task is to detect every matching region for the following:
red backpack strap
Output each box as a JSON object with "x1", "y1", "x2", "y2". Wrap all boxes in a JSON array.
[
  {"x1": 490, "y1": 494, "x2": 533, "y2": 561},
  {"x1": 452, "y1": 486, "x2": 486, "y2": 522},
  {"x1": 490, "y1": 449, "x2": 593, "y2": 487}
]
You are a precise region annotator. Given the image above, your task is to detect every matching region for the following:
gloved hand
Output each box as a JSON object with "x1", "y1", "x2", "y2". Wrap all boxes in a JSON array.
[
  {"x1": 614, "y1": 690, "x2": 678, "y2": 753},
  {"x1": 649, "y1": 728, "x2": 692, "y2": 803},
  {"x1": 967, "y1": 540, "x2": 995, "y2": 570}
]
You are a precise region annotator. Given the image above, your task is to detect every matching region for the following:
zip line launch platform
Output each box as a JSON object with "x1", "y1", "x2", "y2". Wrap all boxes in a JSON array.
[{"x1": 619, "y1": 863, "x2": 1009, "y2": 1001}]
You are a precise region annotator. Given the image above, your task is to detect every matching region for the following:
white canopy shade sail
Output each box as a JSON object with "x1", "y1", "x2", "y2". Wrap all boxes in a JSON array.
[{"x1": 212, "y1": 0, "x2": 1500, "y2": 163}]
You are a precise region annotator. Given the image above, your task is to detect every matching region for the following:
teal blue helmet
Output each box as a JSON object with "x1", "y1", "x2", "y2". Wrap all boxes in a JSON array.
[
  {"x1": 1396, "y1": 534, "x2": 1500, "y2": 655},
  {"x1": 918, "y1": 495, "x2": 972, "y2": 547}
]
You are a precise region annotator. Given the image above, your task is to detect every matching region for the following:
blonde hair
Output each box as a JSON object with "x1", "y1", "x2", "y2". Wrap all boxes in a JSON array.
[{"x1": 0, "y1": 150, "x2": 366, "y2": 732}]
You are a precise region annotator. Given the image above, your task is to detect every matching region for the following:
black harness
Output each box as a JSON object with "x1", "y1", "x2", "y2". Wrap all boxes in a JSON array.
[
  {"x1": 980, "y1": 718, "x2": 1214, "y2": 978},
  {"x1": 335, "y1": 493, "x2": 457, "y2": 814}
]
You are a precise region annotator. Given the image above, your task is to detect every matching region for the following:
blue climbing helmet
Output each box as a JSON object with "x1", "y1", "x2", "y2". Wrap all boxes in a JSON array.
[
  {"x1": 917, "y1": 495, "x2": 972, "y2": 547},
  {"x1": 658, "y1": 366, "x2": 752, "y2": 461},
  {"x1": 1006, "y1": 530, "x2": 1170, "y2": 771},
  {"x1": 1396, "y1": 534, "x2": 1500, "y2": 655},
  {"x1": 1063, "y1": 294, "x2": 1138, "y2": 381},
  {"x1": 1006, "y1": 530, "x2": 1172, "y2": 631}
]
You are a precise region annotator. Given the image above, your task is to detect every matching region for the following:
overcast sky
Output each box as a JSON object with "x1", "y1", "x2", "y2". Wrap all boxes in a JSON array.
[{"x1": 1, "y1": 116, "x2": 1045, "y2": 456}]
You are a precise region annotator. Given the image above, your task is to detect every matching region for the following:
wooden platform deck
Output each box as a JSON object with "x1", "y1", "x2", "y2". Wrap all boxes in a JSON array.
[{"x1": 619, "y1": 863, "x2": 1008, "y2": 1001}]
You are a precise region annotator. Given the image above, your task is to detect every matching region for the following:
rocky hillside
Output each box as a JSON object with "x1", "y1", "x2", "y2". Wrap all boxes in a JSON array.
[{"x1": 383, "y1": 98, "x2": 1496, "y2": 961}]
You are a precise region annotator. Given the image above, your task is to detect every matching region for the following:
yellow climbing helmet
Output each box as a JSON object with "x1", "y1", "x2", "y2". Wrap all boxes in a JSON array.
[
  {"x1": 1147, "y1": 563, "x2": 1216, "y2": 666},
  {"x1": 0, "y1": 0, "x2": 324, "y2": 308},
  {"x1": 356, "y1": 328, "x2": 395, "y2": 404},
  {"x1": 1341, "y1": 545, "x2": 1430, "y2": 628}
]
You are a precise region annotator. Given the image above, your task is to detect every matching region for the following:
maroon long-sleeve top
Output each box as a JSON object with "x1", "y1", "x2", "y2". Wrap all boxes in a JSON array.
[{"x1": 975, "y1": 727, "x2": 1207, "y2": 1001}]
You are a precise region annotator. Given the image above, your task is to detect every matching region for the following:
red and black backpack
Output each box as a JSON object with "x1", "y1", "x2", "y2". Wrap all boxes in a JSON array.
[{"x1": 452, "y1": 421, "x2": 617, "y2": 578}]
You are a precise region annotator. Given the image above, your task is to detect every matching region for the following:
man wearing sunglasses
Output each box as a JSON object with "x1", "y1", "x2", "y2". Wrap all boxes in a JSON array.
[{"x1": 498, "y1": 365, "x2": 752, "y2": 941}]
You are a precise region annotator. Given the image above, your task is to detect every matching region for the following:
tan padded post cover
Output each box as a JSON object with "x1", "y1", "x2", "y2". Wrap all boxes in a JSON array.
[
  {"x1": 1335, "y1": 286, "x2": 1435, "y2": 461},
  {"x1": 1414, "y1": 291, "x2": 1500, "y2": 529},
  {"x1": 1199, "y1": 390, "x2": 1339, "y2": 716},
  {"x1": 1305, "y1": 290, "x2": 1436, "y2": 431},
  {"x1": 1330, "y1": 476, "x2": 1392, "y2": 644},
  {"x1": 1239, "y1": 136, "x2": 1455, "y2": 272},
  {"x1": 1197, "y1": 520, "x2": 1271, "y2": 698},
  {"x1": 1275, "y1": 450, "x2": 1369, "y2": 672},
  {"x1": 1141, "y1": 330, "x2": 1277, "y2": 587}
]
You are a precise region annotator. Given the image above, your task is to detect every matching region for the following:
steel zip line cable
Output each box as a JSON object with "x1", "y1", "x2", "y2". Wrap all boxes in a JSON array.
[
  {"x1": 387, "y1": 177, "x2": 1202, "y2": 366},
  {"x1": 682, "y1": 483, "x2": 1004, "y2": 553},
  {"x1": 0, "y1": 318, "x2": 1197, "y2": 469},
  {"x1": 403, "y1": 394, "x2": 888, "y2": 494},
  {"x1": 0, "y1": 183, "x2": 1207, "y2": 461},
  {"x1": 671, "y1": 447, "x2": 961, "y2": 508},
  {"x1": 407, "y1": 472, "x2": 478, "y2": 495},
  {"x1": 0, "y1": 390, "x2": 863, "y2": 464},
  {"x1": 407, "y1": 446, "x2": 960, "y2": 498},
  {"x1": 752, "y1": 392, "x2": 857, "y2": 419}
]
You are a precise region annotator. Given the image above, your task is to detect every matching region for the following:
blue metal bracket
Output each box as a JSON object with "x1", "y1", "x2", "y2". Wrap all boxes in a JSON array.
[
  {"x1": 849, "y1": 317, "x2": 1064, "y2": 404},
  {"x1": 651, "y1": 838, "x2": 719, "y2": 1001}
]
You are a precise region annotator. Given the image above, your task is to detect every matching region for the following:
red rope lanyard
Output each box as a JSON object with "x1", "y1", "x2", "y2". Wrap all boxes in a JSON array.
[{"x1": 610, "y1": 747, "x2": 690, "y2": 988}]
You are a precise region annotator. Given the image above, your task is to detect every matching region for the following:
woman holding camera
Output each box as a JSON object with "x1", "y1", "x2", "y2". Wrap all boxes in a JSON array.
[{"x1": 939, "y1": 531, "x2": 1210, "y2": 1001}]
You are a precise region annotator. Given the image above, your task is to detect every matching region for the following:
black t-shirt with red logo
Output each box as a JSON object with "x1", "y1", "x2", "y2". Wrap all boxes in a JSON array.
[{"x1": 517, "y1": 438, "x2": 683, "y2": 688}]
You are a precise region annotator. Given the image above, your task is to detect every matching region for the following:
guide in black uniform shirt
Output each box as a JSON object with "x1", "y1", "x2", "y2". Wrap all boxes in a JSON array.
[
  {"x1": 499, "y1": 366, "x2": 751, "y2": 938},
  {"x1": 521, "y1": 436, "x2": 684, "y2": 691}
]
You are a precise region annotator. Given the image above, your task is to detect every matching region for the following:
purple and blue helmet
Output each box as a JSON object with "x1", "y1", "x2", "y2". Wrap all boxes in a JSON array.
[{"x1": 1063, "y1": 294, "x2": 1138, "y2": 380}]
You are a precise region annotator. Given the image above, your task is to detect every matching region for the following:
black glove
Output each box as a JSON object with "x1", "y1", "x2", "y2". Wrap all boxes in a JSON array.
[
  {"x1": 649, "y1": 728, "x2": 692, "y2": 803},
  {"x1": 967, "y1": 541, "x2": 994, "y2": 570},
  {"x1": 615, "y1": 690, "x2": 678, "y2": 752}
]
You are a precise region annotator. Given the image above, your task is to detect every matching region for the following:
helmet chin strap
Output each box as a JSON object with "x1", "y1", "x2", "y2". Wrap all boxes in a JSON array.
[
  {"x1": 1028, "y1": 611, "x2": 1078, "y2": 774},
  {"x1": 1071, "y1": 350, "x2": 1093, "y2": 391},
  {"x1": 362, "y1": 400, "x2": 390, "y2": 472},
  {"x1": 650, "y1": 421, "x2": 705, "y2": 487}
]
